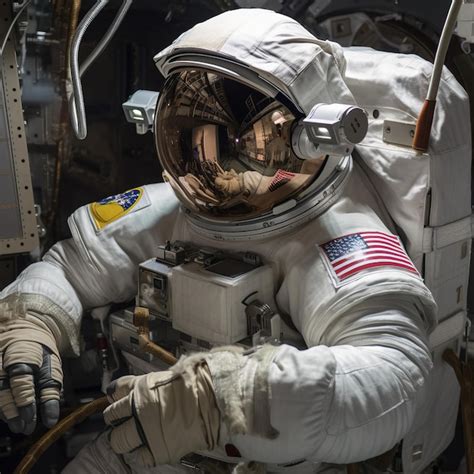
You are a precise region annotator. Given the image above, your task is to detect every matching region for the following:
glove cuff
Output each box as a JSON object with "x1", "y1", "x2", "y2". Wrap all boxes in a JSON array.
[
  {"x1": 204, "y1": 344, "x2": 280, "y2": 441},
  {"x1": 0, "y1": 296, "x2": 59, "y2": 358},
  {"x1": 0, "y1": 292, "x2": 78, "y2": 356}
]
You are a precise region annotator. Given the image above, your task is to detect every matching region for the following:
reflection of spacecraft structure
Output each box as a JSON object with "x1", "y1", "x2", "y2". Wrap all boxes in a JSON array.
[
  {"x1": 156, "y1": 70, "x2": 319, "y2": 218},
  {"x1": 241, "y1": 107, "x2": 295, "y2": 168},
  {"x1": 192, "y1": 124, "x2": 219, "y2": 163},
  {"x1": 161, "y1": 70, "x2": 300, "y2": 175}
]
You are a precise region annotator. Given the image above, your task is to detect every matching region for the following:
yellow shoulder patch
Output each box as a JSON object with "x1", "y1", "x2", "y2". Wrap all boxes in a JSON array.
[{"x1": 90, "y1": 188, "x2": 144, "y2": 230}]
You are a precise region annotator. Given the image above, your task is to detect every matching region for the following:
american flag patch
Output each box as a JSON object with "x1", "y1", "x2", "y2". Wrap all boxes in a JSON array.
[
  {"x1": 269, "y1": 170, "x2": 295, "y2": 192},
  {"x1": 320, "y1": 231, "x2": 419, "y2": 286}
]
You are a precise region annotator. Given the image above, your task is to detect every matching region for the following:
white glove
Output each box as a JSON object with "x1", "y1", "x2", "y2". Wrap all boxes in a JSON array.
[
  {"x1": 103, "y1": 359, "x2": 220, "y2": 467},
  {"x1": 0, "y1": 312, "x2": 62, "y2": 434}
]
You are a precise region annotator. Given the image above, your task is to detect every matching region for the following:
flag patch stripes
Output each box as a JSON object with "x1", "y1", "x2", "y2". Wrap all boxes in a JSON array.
[
  {"x1": 268, "y1": 170, "x2": 295, "y2": 192},
  {"x1": 320, "y1": 231, "x2": 419, "y2": 285}
]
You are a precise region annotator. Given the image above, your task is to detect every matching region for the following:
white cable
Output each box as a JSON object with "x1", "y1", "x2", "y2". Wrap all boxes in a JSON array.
[
  {"x1": 426, "y1": 0, "x2": 463, "y2": 101},
  {"x1": 0, "y1": 0, "x2": 32, "y2": 56}
]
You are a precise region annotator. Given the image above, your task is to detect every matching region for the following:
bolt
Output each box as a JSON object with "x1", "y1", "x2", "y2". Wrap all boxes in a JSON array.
[{"x1": 385, "y1": 127, "x2": 391, "y2": 134}]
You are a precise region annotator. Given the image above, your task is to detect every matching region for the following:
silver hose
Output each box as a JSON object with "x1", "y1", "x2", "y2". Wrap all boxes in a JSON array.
[
  {"x1": 70, "y1": 0, "x2": 133, "y2": 140},
  {"x1": 70, "y1": 0, "x2": 109, "y2": 139},
  {"x1": 80, "y1": 0, "x2": 133, "y2": 78}
]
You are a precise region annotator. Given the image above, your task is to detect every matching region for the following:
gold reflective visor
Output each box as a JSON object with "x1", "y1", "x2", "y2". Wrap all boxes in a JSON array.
[{"x1": 155, "y1": 70, "x2": 324, "y2": 220}]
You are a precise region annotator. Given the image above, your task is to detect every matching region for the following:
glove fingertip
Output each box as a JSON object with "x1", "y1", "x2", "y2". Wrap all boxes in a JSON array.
[
  {"x1": 18, "y1": 403, "x2": 36, "y2": 424},
  {"x1": 23, "y1": 420, "x2": 37, "y2": 435},
  {"x1": 7, "y1": 417, "x2": 25, "y2": 434},
  {"x1": 41, "y1": 399, "x2": 60, "y2": 428}
]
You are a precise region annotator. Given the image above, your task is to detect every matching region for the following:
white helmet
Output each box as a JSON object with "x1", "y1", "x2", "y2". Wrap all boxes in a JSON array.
[{"x1": 153, "y1": 9, "x2": 366, "y2": 241}]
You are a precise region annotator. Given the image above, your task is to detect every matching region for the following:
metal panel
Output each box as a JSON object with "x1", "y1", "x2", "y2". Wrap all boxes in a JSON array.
[{"x1": 0, "y1": 2, "x2": 38, "y2": 255}]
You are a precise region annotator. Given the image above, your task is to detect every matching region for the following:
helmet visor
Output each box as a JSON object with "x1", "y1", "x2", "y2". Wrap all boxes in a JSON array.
[{"x1": 155, "y1": 69, "x2": 325, "y2": 220}]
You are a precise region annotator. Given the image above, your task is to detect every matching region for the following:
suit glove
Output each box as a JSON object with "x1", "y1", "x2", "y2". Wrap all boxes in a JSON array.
[
  {"x1": 104, "y1": 359, "x2": 220, "y2": 467},
  {"x1": 0, "y1": 312, "x2": 62, "y2": 434}
]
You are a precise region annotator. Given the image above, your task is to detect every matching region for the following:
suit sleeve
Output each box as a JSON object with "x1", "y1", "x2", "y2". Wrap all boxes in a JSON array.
[{"x1": 0, "y1": 183, "x2": 180, "y2": 355}]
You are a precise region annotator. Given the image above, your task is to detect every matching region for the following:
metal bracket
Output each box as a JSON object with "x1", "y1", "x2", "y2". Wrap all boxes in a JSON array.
[
  {"x1": 0, "y1": 2, "x2": 38, "y2": 255},
  {"x1": 382, "y1": 120, "x2": 416, "y2": 147}
]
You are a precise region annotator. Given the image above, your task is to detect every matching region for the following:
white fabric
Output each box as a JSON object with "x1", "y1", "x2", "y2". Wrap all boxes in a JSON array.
[
  {"x1": 16, "y1": 161, "x2": 440, "y2": 472},
  {"x1": 342, "y1": 48, "x2": 472, "y2": 325},
  {"x1": 156, "y1": 9, "x2": 471, "y2": 322},
  {"x1": 221, "y1": 303, "x2": 429, "y2": 467},
  {"x1": 154, "y1": 9, "x2": 356, "y2": 114},
  {"x1": 343, "y1": 47, "x2": 471, "y2": 232},
  {"x1": 153, "y1": 15, "x2": 470, "y2": 470},
  {"x1": 62, "y1": 432, "x2": 196, "y2": 474},
  {"x1": 0, "y1": 8, "x2": 467, "y2": 472},
  {"x1": 172, "y1": 164, "x2": 437, "y2": 468}
]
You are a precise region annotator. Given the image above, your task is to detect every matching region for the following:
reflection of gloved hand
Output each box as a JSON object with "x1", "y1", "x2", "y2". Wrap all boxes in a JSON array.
[
  {"x1": 215, "y1": 169, "x2": 242, "y2": 196},
  {"x1": 184, "y1": 174, "x2": 219, "y2": 204},
  {"x1": 0, "y1": 314, "x2": 62, "y2": 434},
  {"x1": 104, "y1": 360, "x2": 220, "y2": 467}
]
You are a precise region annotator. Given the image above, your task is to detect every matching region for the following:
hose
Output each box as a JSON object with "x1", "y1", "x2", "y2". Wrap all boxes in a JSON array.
[
  {"x1": 80, "y1": 0, "x2": 133, "y2": 77},
  {"x1": 134, "y1": 306, "x2": 178, "y2": 365},
  {"x1": 425, "y1": 0, "x2": 463, "y2": 103},
  {"x1": 13, "y1": 396, "x2": 110, "y2": 474},
  {"x1": 69, "y1": 0, "x2": 133, "y2": 140},
  {"x1": 69, "y1": 0, "x2": 109, "y2": 139}
]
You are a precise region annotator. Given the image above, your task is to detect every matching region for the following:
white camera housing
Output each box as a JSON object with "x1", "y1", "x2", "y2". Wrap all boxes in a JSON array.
[
  {"x1": 122, "y1": 90, "x2": 159, "y2": 135},
  {"x1": 294, "y1": 103, "x2": 368, "y2": 158}
]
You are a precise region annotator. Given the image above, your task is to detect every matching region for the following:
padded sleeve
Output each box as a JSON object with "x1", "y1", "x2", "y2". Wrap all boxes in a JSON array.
[
  {"x1": 0, "y1": 183, "x2": 180, "y2": 355},
  {"x1": 226, "y1": 298, "x2": 432, "y2": 465}
]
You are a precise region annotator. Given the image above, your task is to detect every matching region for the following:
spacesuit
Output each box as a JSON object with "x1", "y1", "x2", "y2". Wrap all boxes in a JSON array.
[{"x1": 0, "y1": 8, "x2": 467, "y2": 474}]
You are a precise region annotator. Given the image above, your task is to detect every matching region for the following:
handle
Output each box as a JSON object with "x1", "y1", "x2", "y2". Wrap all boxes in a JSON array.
[{"x1": 412, "y1": 100, "x2": 437, "y2": 153}]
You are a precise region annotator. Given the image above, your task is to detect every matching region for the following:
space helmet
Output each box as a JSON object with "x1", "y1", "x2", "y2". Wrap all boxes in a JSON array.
[{"x1": 153, "y1": 9, "x2": 367, "y2": 240}]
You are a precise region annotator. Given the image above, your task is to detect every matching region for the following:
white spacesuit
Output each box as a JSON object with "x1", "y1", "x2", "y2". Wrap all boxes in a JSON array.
[{"x1": 0, "y1": 8, "x2": 471, "y2": 474}]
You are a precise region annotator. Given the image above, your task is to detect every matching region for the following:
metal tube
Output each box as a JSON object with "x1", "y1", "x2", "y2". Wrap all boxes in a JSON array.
[
  {"x1": 134, "y1": 306, "x2": 178, "y2": 365},
  {"x1": 427, "y1": 0, "x2": 463, "y2": 101},
  {"x1": 80, "y1": 0, "x2": 133, "y2": 77},
  {"x1": 69, "y1": 0, "x2": 109, "y2": 140},
  {"x1": 413, "y1": 0, "x2": 463, "y2": 152},
  {"x1": 69, "y1": 0, "x2": 134, "y2": 140}
]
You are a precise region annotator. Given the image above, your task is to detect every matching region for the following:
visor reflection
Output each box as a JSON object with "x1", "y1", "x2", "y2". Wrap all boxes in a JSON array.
[{"x1": 155, "y1": 70, "x2": 324, "y2": 219}]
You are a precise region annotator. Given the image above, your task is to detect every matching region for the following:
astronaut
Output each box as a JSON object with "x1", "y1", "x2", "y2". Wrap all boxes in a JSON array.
[{"x1": 0, "y1": 8, "x2": 466, "y2": 474}]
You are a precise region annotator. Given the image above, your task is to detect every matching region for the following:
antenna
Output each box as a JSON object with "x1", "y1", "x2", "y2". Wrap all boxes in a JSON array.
[{"x1": 412, "y1": 0, "x2": 464, "y2": 153}]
